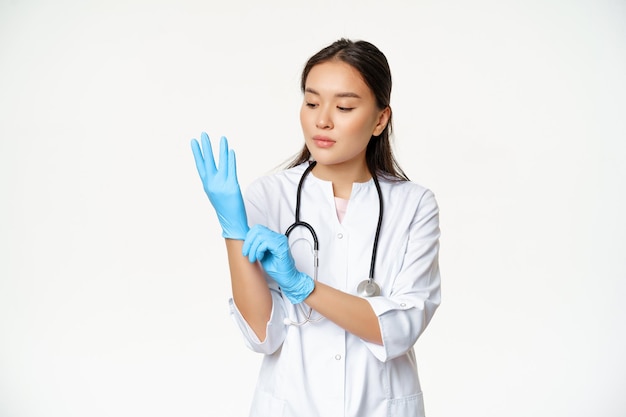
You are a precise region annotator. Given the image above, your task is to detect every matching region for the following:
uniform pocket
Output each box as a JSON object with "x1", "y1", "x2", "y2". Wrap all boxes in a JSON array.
[
  {"x1": 387, "y1": 392, "x2": 425, "y2": 417},
  {"x1": 250, "y1": 389, "x2": 286, "y2": 417}
]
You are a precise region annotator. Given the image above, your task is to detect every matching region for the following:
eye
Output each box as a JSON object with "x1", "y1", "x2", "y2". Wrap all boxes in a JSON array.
[
  {"x1": 337, "y1": 106, "x2": 354, "y2": 112},
  {"x1": 306, "y1": 102, "x2": 318, "y2": 109}
]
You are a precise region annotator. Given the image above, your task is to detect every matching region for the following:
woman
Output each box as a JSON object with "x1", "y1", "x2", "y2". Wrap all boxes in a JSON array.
[{"x1": 191, "y1": 38, "x2": 441, "y2": 417}]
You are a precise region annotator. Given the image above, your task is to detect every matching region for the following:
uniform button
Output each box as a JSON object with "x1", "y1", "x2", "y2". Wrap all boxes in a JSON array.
[
  {"x1": 400, "y1": 303, "x2": 406, "y2": 308},
  {"x1": 335, "y1": 354, "x2": 342, "y2": 360},
  {"x1": 337, "y1": 233, "x2": 343, "y2": 239}
]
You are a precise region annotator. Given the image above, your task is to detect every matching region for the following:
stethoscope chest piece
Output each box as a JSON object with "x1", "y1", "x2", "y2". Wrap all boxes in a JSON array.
[{"x1": 357, "y1": 279, "x2": 381, "y2": 297}]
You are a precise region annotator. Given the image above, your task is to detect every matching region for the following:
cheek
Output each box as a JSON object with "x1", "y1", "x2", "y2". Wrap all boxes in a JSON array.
[{"x1": 347, "y1": 113, "x2": 378, "y2": 138}]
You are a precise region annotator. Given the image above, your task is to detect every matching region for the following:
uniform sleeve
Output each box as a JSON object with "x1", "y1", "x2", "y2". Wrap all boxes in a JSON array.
[
  {"x1": 226, "y1": 178, "x2": 289, "y2": 355},
  {"x1": 363, "y1": 189, "x2": 441, "y2": 362},
  {"x1": 228, "y1": 289, "x2": 287, "y2": 355}
]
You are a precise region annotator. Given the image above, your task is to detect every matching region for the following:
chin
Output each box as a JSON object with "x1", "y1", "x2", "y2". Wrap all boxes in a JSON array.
[{"x1": 307, "y1": 152, "x2": 339, "y2": 166}]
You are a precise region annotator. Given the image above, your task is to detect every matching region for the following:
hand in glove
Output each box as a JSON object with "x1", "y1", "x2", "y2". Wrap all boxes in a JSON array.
[
  {"x1": 242, "y1": 225, "x2": 315, "y2": 304},
  {"x1": 191, "y1": 133, "x2": 249, "y2": 240}
]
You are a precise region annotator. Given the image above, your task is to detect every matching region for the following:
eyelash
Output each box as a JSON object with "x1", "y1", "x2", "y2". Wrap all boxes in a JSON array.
[{"x1": 305, "y1": 102, "x2": 354, "y2": 112}]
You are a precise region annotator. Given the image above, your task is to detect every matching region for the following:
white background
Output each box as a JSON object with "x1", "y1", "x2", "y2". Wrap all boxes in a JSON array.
[{"x1": 1, "y1": 0, "x2": 625, "y2": 416}]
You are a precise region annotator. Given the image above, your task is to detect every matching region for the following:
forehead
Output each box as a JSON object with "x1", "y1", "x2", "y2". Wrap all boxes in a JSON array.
[{"x1": 304, "y1": 60, "x2": 373, "y2": 97}]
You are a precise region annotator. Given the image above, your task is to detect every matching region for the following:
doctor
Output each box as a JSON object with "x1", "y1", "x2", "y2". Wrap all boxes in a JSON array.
[{"x1": 191, "y1": 38, "x2": 441, "y2": 417}]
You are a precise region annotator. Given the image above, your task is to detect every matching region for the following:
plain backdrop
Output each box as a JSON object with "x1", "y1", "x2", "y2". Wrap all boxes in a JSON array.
[{"x1": 1, "y1": 0, "x2": 625, "y2": 416}]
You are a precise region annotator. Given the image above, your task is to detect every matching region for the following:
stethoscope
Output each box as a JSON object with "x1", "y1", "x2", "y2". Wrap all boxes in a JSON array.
[{"x1": 283, "y1": 161, "x2": 384, "y2": 326}]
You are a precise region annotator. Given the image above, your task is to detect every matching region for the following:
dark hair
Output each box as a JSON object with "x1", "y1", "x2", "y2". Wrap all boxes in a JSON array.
[{"x1": 287, "y1": 38, "x2": 409, "y2": 181}]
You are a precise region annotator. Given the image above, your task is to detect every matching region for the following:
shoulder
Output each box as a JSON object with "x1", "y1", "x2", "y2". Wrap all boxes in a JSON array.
[
  {"x1": 378, "y1": 178, "x2": 440, "y2": 235},
  {"x1": 379, "y1": 175, "x2": 436, "y2": 205},
  {"x1": 377, "y1": 176, "x2": 439, "y2": 227},
  {"x1": 245, "y1": 163, "x2": 309, "y2": 200}
]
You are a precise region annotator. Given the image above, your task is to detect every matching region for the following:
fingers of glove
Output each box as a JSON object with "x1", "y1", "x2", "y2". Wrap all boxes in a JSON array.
[
  {"x1": 190, "y1": 138, "x2": 207, "y2": 179},
  {"x1": 200, "y1": 132, "x2": 218, "y2": 177},
  {"x1": 243, "y1": 233, "x2": 270, "y2": 263},
  {"x1": 241, "y1": 226, "x2": 254, "y2": 258},
  {"x1": 242, "y1": 225, "x2": 261, "y2": 260},
  {"x1": 216, "y1": 136, "x2": 230, "y2": 181},
  {"x1": 243, "y1": 225, "x2": 279, "y2": 262},
  {"x1": 227, "y1": 148, "x2": 238, "y2": 183}
]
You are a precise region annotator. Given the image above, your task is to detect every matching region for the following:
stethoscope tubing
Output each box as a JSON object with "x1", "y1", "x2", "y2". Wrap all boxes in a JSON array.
[
  {"x1": 283, "y1": 161, "x2": 384, "y2": 326},
  {"x1": 369, "y1": 168, "x2": 384, "y2": 281}
]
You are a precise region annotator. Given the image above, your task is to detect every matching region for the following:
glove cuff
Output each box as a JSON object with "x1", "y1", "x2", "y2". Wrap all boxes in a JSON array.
[
  {"x1": 218, "y1": 212, "x2": 250, "y2": 240},
  {"x1": 283, "y1": 273, "x2": 315, "y2": 304}
]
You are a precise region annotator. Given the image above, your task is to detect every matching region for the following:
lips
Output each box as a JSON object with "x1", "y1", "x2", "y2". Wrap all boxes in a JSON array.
[{"x1": 312, "y1": 135, "x2": 336, "y2": 148}]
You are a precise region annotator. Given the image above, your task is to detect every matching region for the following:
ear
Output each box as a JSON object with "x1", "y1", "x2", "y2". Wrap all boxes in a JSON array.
[{"x1": 373, "y1": 106, "x2": 391, "y2": 136}]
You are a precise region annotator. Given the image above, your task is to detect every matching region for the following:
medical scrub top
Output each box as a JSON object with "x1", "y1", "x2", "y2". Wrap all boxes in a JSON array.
[{"x1": 229, "y1": 163, "x2": 441, "y2": 417}]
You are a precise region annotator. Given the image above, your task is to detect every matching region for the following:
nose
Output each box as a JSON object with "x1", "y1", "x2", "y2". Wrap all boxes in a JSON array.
[{"x1": 315, "y1": 106, "x2": 333, "y2": 129}]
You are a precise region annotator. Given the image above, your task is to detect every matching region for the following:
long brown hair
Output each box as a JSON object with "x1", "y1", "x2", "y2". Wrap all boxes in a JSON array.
[{"x1": 287, "y1": 38, "x2": 409, "y2": 181}]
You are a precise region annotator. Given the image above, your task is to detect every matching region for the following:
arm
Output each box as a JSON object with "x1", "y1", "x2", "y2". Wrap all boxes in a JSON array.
[
  {"x1": 225, "y1": 239, "x2": 272, "y2": 341},
  {"x1": 362, "y1": 189, "x2": 441, "y2": 361},
  {"x1": 190, "y1": 133, "x2": 272, "y2": 340},
  {"x1": 304, "y1": 282, "x2": 382, "y2": 344}
]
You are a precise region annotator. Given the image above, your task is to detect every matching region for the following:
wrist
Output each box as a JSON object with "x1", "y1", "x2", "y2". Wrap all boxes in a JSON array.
[
  {"x1": 283, "y1": 273, "x2": 314, "y2": 304},
  {"x1": 218, "y1": 214, "x2": 249, "y2": 240}
]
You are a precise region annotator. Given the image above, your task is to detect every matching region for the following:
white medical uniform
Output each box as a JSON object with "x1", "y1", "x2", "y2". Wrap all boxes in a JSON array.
[{"x1": 229, "y1": 162, "x2": 441, "y2": 417}]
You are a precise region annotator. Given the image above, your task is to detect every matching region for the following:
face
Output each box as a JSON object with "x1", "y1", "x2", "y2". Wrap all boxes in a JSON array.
[{"x1": 300, "y1": 60, "x2": 390, "y2": 176}]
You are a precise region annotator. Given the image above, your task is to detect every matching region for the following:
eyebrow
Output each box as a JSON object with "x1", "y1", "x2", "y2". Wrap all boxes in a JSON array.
[{"x1": 304, "y1": 87, "x2": 361, "y2": 99}]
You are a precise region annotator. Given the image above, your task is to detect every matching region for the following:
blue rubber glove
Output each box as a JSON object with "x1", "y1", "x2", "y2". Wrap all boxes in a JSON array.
[
  {"x1": 242, "y1": 225, "x2": 315, "y2": 304},
  {"x1": 191, "y1": 133, "x2": 249, "y2": 240}
]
